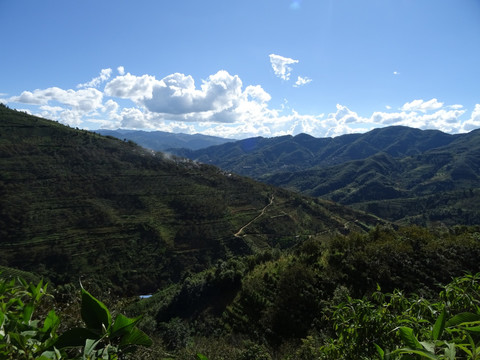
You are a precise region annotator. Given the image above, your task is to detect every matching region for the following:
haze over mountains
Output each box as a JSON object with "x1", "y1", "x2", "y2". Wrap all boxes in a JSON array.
[{"x1": 95, "y1": 129, "x2": 235, "y2": 151}]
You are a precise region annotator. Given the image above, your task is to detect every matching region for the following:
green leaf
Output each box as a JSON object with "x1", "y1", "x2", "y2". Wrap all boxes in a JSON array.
[
  {"x1": 38, "y1": 347, "x2": 62, "y2": 360},
  {"x1": 54, "y1": 327, "x2": 98, "y2": 348},
  {"x1": 432, "y1": 308, "x2": 446, "y2": 341},
  {"x1": 446, "y1": 312, "x2": 480, "y2": 328},
  {"x1": 43, "y1": 310, "x2": 60, "y2": 333},
  {"x1": 110, "y1": 313, "x2": 142, "y2": 339},
  {"x1": 444, "y1": 342, "x2": 456, "y2": 360},
  {"x1": 196, "y1": 354, "x2": 209, "y2": 360},
  {"x1": 83, "y1": 338, "x2": 99, "y2": 357},
  {"x1": 119, "y1": 327, "x2": 152, "y2": 348},
  {"x1": 22, "y1": 303, "x2": 34, "y2": 323},
  {"x1": 80, "y1": 286, "x2": 112, "y2": 332},
  {"x1": 390, "y1": 347, "x2": 440, "y2": 360},
  {"x1": 461, "y1": 324, "x2": 480, "y2": 333},
  {"x1": 398, "y1": 327, "x2": 422, "y2": 350},
  {"x1": 9, "y1": 332, "x2": 27, "y2": 349},
  {"x1": 374, "y1": 343, "x2": 384, "y2": 359},
  {"x1": 420, "y1": 341, "x2": 435, "y2": 353},
  {"x1": 454, "y1": 344, "x2": 472, "y2": 357}
]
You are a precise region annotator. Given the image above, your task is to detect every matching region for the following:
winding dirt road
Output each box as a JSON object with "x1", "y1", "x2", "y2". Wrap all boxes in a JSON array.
[{"x1": 234, "y1": 195, "x2": 274, "y2": 237}]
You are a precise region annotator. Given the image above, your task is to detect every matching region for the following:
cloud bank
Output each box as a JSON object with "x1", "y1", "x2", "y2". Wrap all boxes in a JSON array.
[{"x1": 4, "y1": 66, "x2": 479, "y2": 139}]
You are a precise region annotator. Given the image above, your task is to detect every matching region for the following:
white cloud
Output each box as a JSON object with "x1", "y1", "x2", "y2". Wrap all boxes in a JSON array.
[
  {"x1": 103, "y1": 70, "x2": 272, "y2": 125},
  {"x1": 401, "y1": 98, "x2": 443, "y2": 113},
  {"x1": 269, "y1": 54, "x2": 299, "y2": 81},
  {"x1": 460, "y1": 104, "x2": 480, "y2": 132},
  {"x1": 144, "y1": 71, "x2": 244, "y2": 116},
  {"x1": 104, "y1": 73, "x2": 158, "y2": 102},
  {"x1": 11, "y1": 87, "x2": 103, "y2": 112},
  {"x1": 294, "y1": 76, "x2": 312, "y2": 87},
  {"x1": 5, "y1": 67, "x2": 479, "y2": 138},
  {"x1": 371, "y1": 107, "x2": 466, "y2": 133},
  {"x1": 77, "y1": 68, "x2": 112, "y2": 88}
]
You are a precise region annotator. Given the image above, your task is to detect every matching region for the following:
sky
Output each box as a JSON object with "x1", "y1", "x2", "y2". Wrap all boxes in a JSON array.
[{"x1": 1, "y1": 0, "x2": 480, "y2": 139}]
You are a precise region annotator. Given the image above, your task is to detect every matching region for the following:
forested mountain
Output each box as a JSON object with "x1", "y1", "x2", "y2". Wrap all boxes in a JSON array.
[
  {"x1": 264, "y1": 129, "x2": 480, "y2": 226},
  {"x1": 3, "y1": 104, "x2": 480, "y2": 359},
  {"x1": 0, "y1": 105, "x2": 380, "y2": 294},
  {"x1": 171, "y1": 126, "x2": 458, "y2": 178},
  {"x1": 95, "y1": 128, "x2": 235, "y2": 151},
  {"x1": 172, "y1": 126, "x2": 480, "y2": 226}
]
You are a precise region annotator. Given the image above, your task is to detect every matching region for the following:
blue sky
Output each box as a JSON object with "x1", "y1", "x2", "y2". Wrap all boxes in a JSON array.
[{"x1": 1, "y1": 0, "x2": 480, "y2": 139}]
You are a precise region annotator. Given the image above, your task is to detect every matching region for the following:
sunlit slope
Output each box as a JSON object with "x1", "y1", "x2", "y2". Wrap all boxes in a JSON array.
[
  {"x1": 264, "y1": 130, "x2": 480, "y2": 225},
  {"x1": 0, "y1": 105, "x2": 381, "y2": 294}
]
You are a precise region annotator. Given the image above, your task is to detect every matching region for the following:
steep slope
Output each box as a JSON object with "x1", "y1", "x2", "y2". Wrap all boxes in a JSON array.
[
  {"x1": 172, "y1": 126, "x2": 457, "y2": 178},
  {"x1": 264, "y1": 130, "x2": 480, "y2": 225},
  {"x1": 0, "y1": 105, "x2": 381, "y2": 294},
  {"x1": 96, "y1": 129, "x2": 235, "y2": 151}
]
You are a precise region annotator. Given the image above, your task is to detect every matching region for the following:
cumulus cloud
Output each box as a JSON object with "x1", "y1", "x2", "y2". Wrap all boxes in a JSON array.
[
  {"x1": 5, "y1": 67, "x2": 479, "y2": 139},
  {"x1": 78, "y1": 68, "x2": 112, "y2": 88},
  {"x1": 269, "y1": 54, "x2": 299, "y2": 81},
  {"x1": 11, "y1": 87, "x2": 103, "y2": 112},
  {"x1": 371, "y1": 107, "x2": 466, "y2": 133},
  {"x1": 461, "y1": 104, "x2": 480, "y2": 132},
  {"x1": 104, "y1": 73, "x2": 157, "y2": 102},
  {"x1": 103, "y1": 70, "x2": 272, "y2": 124},
  {"x1": 294, "y1": 76, "x2": 312, "y2": 87},
  {"x1": 144, "y1": 71, "x2": 244, "y2": 115},
  {"x1": 401, "y1": 98, "x2": 443, "y2": 113}
]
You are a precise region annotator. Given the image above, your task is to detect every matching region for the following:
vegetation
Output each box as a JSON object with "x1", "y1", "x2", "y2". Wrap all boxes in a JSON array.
[
  {"x1": 2, "y1": 104, "x2": 480, "y2": 359},
  {"x1": 0, "y1": 105, "x2": 380, "y2": 295},
  {"x1": 0, "y1": 275, "x2": 151, "y2": 359},
  {"x1": 172, "y1": 125, "x2": 480, "y2": 226},
  {"x1": 121, "y1": 225, "x2": 480, "y2": 359}
]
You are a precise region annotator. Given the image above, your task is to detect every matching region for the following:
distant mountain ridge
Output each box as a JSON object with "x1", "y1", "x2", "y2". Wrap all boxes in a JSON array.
[
  {"x1": 171, "y1": 126, "x2": 480, "y2": 226},
  {"x1": 171, "y1": 126, "x2": 459, "y2": 178},
  {"x1": 95, "y1": 128, "x2": 235, "y2": 151}
]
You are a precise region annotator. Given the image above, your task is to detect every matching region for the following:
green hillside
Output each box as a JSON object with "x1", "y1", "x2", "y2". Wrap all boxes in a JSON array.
[
  {"x1": 0, "y1": 105, "x2": 380, "y2": 294},
  {"x1": 3, "y1": 105, "x2": 480, "y2": 359},
  {"x1": 172, "y1": 126, "x2": 457, "y2": 178},
  {"x1": 264, "y1": 130, "x2": 480, "y2": 226}
]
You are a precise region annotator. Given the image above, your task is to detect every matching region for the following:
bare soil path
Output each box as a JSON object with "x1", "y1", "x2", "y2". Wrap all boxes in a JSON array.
[{"x1": 234, "y1": 195, "x2": 274, "y2": 237}]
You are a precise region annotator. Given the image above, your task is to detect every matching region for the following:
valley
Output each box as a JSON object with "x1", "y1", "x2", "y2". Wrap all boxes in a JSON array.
[{"x1": 1, "y1": 104, "x2": 480, "y2": 359}]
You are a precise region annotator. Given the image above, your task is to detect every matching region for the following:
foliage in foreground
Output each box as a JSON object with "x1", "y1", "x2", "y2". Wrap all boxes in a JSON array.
[
  {"x1": 294, "y1": 273, "x2": 480, "y2": 360},
  {"x1": 0, "y1": 276, "x2": 151, "y2": 359},
  {"x1": 153, "y1": 273, "x2": 480, "y2": 360}
]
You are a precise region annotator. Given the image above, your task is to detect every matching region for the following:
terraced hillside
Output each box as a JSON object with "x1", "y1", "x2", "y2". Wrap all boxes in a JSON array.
[{"x1": 0, "y1": 105, "x2": 381, "y2": 294}]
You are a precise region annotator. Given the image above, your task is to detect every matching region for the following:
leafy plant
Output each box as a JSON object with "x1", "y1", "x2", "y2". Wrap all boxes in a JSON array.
[
  {"x1": 0, "y1": 276, "x2": 60, "y2": 359},
  {"x1": 54, "y1": 284, "x2": 152, "y2": 359},
  {"x1": 377, "y1": 310, "x2": 480, "y2": 360},
  {"x1": 0, "y1": 276, "x2": 152, "y2": 359}
]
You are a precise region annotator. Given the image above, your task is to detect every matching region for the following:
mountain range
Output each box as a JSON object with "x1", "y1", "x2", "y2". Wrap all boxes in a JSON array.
[
  {"x1": 0, "y1": 105, "x2": 380, "y2": 294},
  {"x1": 3, "y1": 104, "x2": 480, "y2": 358},
  {"x1": 170, "y1": 126, "x2": 480, "y2": 226}
]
